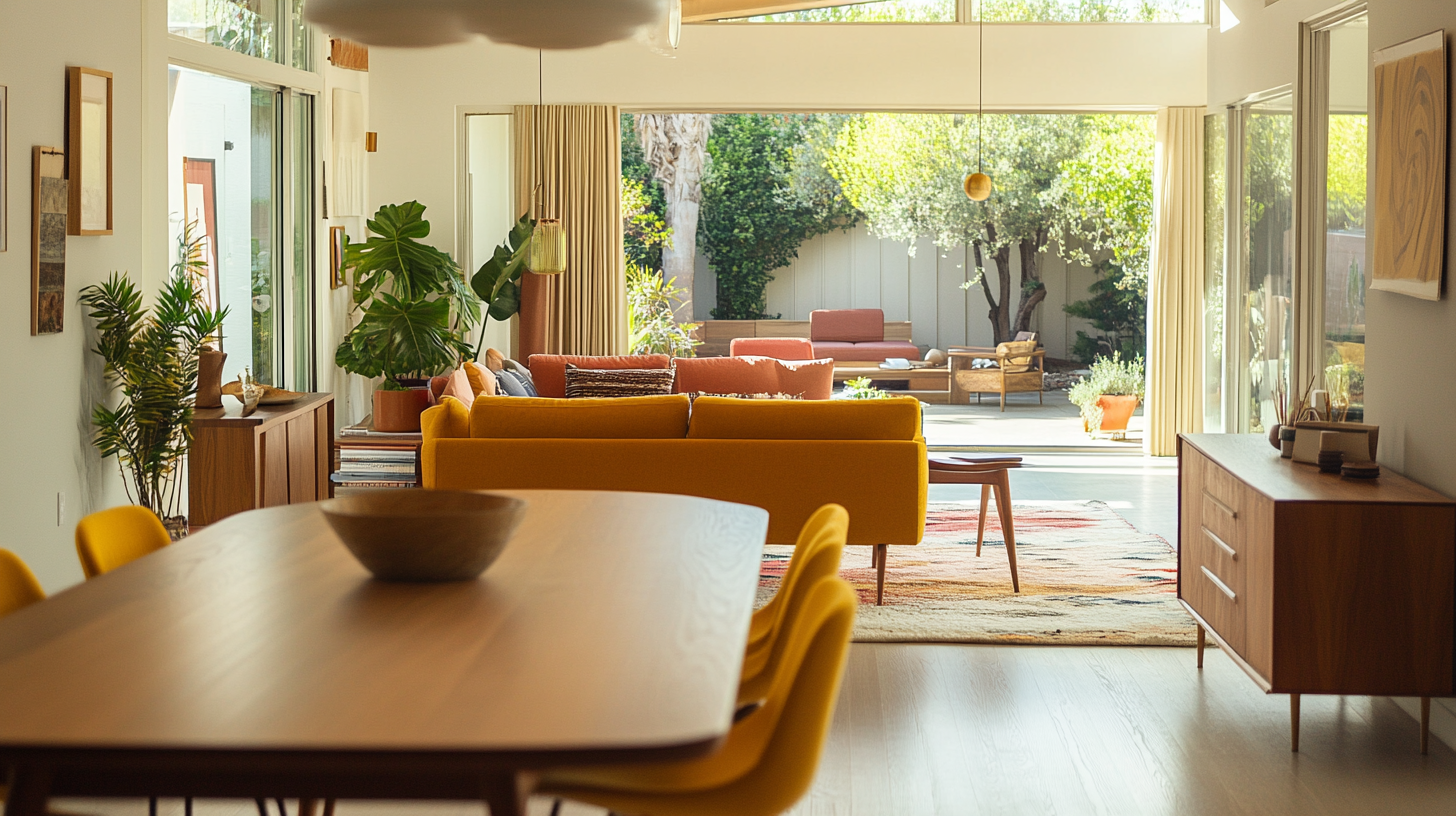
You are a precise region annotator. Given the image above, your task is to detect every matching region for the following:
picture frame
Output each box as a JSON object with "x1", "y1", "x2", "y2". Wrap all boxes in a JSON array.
[
  {"x1": 0, "y1": 85, "x2": 7, "y2": 252},
  {"x1": 330, "y1": 226, "x2": 348, "y2": 289},
  {"x1": 32, "y1": 146, "x2": 67, "y2": 335},
  {"x1": 1371, "y1": 31, "x2": 1447, "y2": 300},
  {"x1": 66, "y1": 66, "x2": 113, "y2": 236}
]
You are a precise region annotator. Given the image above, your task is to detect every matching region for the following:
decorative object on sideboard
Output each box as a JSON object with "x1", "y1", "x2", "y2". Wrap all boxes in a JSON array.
[
  {"x1": 1372, "y1": 30, "x2": 1447, "y2": 301},
  {"x1": 231, "y1": 370, "x2": 262, "y2": 417},
  {"x1": 197, "y1": 345, "x2": 226, "y2": 409},
  {"x1": 321, "y1": 490, "x2": 526, "y2": 582},
  {"x1": 1291, "y1": 420, "x2": 1379, "y2": 465},
  {"x1": 329, "y1": 37, "x2": 369, "y2": 71},
  {"x1": 1279, "y1": 426, "x2": 1296, "y2": 459},
  {"x1": 334, "y1": 201, "x2": 478, "y2": 433},
  {"x1": 31, "y1": 146, "x2": 67, "y2": 335},
  {"x1": 1342, "y1": 461, "x2": 1381, "y2": 480},
  {"x1": 222, "y1": 378, "x2": 307, "y2": 407},
  {"x1": 78, "y1": 227, "x2": 227, "y2": 531},
  {"x1": 65, "y1": 66, "x2": 112, "y2": 236}
]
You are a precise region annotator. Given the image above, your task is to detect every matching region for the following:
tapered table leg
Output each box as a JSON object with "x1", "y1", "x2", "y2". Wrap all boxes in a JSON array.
[
  {"x1": 993, "y1": 472, "x2": 1019, "y2": 593},
  {"x1": 1422, "y1": 697, "x2": 1431, "y2": 755},
  {"x1": 875, "y1": 543, "x2": 888, "y2": 605},
  {"x1": 1196, "y1": 625, "x2": 1205, "y2": 669},
  {"x1": 5, "y1": 766, "x2": 52, "y2": 816},
  {"x1": 1290, "y1": 694, "x2": 1301, "y2": 753},
  {"x1": 976, "y1": 485, "x2": 990, "y2": 556},
  {"x1": 482, "y1": 771, "x2": 535, "y2": 816}
]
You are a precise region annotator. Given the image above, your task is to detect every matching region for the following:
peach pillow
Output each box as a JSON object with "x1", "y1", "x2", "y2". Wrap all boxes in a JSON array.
[{"x1": 439, "y1": 367, "x2": 476, "y2": 410}]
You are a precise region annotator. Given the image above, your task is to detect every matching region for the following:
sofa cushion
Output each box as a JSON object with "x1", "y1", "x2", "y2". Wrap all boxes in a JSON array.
[
  {"x1": 810, "y1": 340, "x2": 921, "y2": 362},
  {"x1": 439, "y1": 367, "x2": 477, "y2": 410},
  {"x1": 422, "y1": 395, "x2": 472, "y2": 441},
  {"x1": 565, "y1": 365, "x2": 676, "y2": 398},
  {"x1": 528, "y1": 354, "x2": 672, "y2": 399},
  {"x1": 810, "y1": 308, "x2": 884, "y2": 342},
  {"x1": 729, "y1": 337, "x2": 814, "y2": 360},
  {"x1": 687, "y1": 395, "x2": 921, "y2": 441},
  {"x1": 468, "y1": 394, "x2": 690, "y2": 439},
  {"x1": 673, "y1": 356, "x2": 834, "y2": 400}
]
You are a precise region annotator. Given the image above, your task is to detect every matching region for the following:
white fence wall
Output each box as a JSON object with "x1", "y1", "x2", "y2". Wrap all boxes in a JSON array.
[{"x1": 691, "y1": 225, "x2": 1106, "y2": 361}]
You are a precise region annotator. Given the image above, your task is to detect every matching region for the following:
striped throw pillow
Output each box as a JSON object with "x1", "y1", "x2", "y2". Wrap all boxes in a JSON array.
[{"x1": 564, "y1": 365, "x2": 676, "y2": 398}]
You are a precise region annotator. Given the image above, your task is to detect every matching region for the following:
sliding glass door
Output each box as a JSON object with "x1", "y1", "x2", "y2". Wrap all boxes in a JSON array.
[{"x1": 1240, "y1": 93, "x2": 1294, "y2": 434}]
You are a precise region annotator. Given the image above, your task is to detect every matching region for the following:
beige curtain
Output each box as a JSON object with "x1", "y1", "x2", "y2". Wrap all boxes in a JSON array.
[
  {"x1": 1146, "y1": 107, "x2": 1206, "y2": 456},
  {"x1": 514, "y1": 105, "x2": 626, "y2": 357}
]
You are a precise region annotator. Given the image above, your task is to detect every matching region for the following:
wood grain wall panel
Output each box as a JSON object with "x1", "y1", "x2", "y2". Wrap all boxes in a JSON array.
[
  {"x1": 286, "y1": 416, "x2": 316, "y2": 505},
  {"x1": 909, "y1": 237, "x2": 939, "y2": 350},
  {"x1": 879, "y1": 240, "x2": 911, "y2": 322},
  {"x1": 1273, "y1": 502, "x2": 1455, "y2": 695},
  {"x1": 260, "y1": 428, "x2": 290, "y2": 508},
  {"x1": 935, "y1": 245, "x2": 968, "y2": 351},
  {"x1": 851, "y1": 228, "x2": 882, "y2": 309}
]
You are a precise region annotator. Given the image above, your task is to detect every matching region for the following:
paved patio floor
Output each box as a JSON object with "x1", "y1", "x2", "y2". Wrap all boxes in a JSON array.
[{"x1": 919, "y1": 390, "x2": 1147, "y2": 451}]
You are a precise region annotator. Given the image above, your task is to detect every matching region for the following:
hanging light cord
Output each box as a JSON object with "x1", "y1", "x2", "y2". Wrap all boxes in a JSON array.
[
  {"x1": 977, "y1": 5, "x2": 984, "y2": 174},
  {"x1": 535, "y1": 49, "x2": 544, "y2": 221}
]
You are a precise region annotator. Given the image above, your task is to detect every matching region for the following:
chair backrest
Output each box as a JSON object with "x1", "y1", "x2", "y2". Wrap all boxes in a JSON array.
[
  {"x1": 1013, "y1": 331, "x2": 1038, "y2": 343},
  {"x1": 75, "y1": 506, "x2": 172, "y2": 579},
  {"x1": 0, "y1": 549, "x2": 45, "y2": 618},
  {"x1": 997, "y1": 340, "x2": 1038, "y2": 373},
  {"x1": 678, "y1": 579, "x2": 858, "y2": 810},
  {"x1": 742, "y1": 504, "x2": 848, "y2": 687}
]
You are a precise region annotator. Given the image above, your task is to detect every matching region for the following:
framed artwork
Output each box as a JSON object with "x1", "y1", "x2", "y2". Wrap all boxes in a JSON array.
[
  {"x1": 1372, "y1": 31, "x2": 1448, "y2": 300},
  {"x1": 66, "y1": 66, "x2": 113, "y2": 236},
  {"x1": 182, "y1": 157, "x2": 222, "y2": 317},
  {"x1": 32, "y1": 147, "x2": 67, "y2": 335},
  {"x1": 330, "y1": 226, "x2": 348, "y2": 289},
  {"x1": 0, "y1": 85, "x2": 7, "y2": 252}
]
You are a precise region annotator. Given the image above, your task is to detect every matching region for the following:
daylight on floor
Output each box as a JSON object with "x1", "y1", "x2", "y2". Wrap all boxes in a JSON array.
[{"x1": 1, "y1": 0, "x2": 1451, "y2": 814}]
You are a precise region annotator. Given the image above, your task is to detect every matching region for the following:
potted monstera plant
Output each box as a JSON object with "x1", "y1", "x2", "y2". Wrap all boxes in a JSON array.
[
  {"x1": 336, "y1": 202, "x2": 479, "y2": 432},
  {"x1": 1068, "y1": 353, "x2": 1146, "y2": 439}
]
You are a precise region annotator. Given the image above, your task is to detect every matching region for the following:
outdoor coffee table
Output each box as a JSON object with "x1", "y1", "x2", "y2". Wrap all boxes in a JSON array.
[{"x1": 0, "y1": 490, "x2": 769, "y2": 816}]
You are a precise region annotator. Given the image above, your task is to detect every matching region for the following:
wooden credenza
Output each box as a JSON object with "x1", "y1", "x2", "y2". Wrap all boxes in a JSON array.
[
  {"x1": 1178, "y1": 433, "x2": 1456, "y2": 752},
  {"x1": 190, "y1": 393, "x2": 335, "y2": 528}
]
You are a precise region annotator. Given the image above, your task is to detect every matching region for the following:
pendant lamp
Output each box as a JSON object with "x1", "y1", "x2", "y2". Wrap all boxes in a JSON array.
[
  {"x1": 528, "y1": 50, "x2": 568, "y2": 275},
  {"x1": 964, "y1": 6, "x2": 992, "y2": 202}
]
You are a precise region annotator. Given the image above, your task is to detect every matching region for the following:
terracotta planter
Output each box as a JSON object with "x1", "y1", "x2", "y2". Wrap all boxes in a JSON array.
[
  {"x1": 1096, "y1": 394, "x2": 1139, "y2": 432},
  {"x1": 373, "y1": 388, "x2": 431, "y2": 432}
]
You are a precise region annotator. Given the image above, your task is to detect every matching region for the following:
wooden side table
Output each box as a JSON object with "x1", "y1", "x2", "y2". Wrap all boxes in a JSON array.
[{"x1": 189, "y1": 393, "x2": 336, "y2": 528}]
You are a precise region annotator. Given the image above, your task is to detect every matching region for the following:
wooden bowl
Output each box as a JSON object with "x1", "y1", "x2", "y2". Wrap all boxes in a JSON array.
[{"x1": 321, "y1": 491, "x2": 527, "y2": 582}]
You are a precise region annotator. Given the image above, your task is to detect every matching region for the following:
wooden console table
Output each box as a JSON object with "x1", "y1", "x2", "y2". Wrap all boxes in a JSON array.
[
  {"x1": 189, "y1": 393, "x2": 335, "y2": 528},
  {"x1": 1178, "y1": 434, "x2": 1456, "y2": 753}
]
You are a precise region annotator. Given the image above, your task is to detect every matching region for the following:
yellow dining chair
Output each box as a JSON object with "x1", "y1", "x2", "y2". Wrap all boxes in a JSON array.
[
  {"x1": 0, "y1": 548, "x2": 46, "y2": 618},
  {"x1": 541, "y1": 578, "x2": 858, "y2": 816},
  {"x1": 75, "y1": 506, "x2": 172, "y2": 579},
  {"x1": 739, "y1": 504, "x2": 848, "y2": 704}
]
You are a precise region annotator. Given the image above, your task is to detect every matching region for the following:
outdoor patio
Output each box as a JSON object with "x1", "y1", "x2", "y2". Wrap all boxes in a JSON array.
[{"x1": 909, "y1": 389, "x2": 1147, "y2": 451}]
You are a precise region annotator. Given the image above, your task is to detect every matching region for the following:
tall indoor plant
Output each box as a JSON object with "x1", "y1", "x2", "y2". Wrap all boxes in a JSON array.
[
  {"x1": 80, "y1": 225, "x2": 228, "y2": 536},
  {"x1": 335, "y1": 202, "x2": 479, "y2": 431}
]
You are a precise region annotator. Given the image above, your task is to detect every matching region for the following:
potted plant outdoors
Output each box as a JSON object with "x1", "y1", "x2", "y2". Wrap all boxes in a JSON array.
[
  {"x1": 336, "y1": 202, "x2": 480, "y2": 432},
  {"x1": 1068, "y1": 353, "x2": 1146, "y2": 439},
  {"x1": 80, "y1": 224, "x2": 229, "y2": 538}
]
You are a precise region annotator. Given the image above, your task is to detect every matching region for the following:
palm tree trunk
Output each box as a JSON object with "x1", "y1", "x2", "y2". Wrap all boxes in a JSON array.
[{"x1": 636, "y1": 114, "x2": 712, "y2": 322}]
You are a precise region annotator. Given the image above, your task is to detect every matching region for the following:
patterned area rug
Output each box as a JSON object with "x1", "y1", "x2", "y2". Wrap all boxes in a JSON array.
[{"x1": 759, "y1": 501, "x2": 1195, "y2": 646}]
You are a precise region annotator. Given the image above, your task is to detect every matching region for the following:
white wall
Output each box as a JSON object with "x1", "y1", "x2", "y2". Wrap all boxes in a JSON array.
[
  {"x1": 0, "y1": 0, "x2": 141, "y2": 590},
  {"x1": 693, "y1": 225, "x2": 1102, "y2": 358},
  {"x1": 366, "y1": 22, "x2": 1208, "y2": 323}
]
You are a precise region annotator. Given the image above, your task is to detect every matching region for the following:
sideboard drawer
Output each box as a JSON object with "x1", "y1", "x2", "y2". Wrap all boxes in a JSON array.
[{"x1": 1181, "y1": 526, "x2": 1246, "y2": 653}]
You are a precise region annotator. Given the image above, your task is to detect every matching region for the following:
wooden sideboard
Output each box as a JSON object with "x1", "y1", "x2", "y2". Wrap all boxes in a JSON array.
[
  {"x1": 1178, "y1": 433, "x2": 1456, "y2": 753},
  {"x1": 190, "y1": 394, "x2": 335, "y2": 528}
]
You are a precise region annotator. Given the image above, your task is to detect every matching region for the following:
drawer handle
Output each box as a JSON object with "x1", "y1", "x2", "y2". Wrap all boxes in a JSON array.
[
  {"x1": 1201, "y1": 566, "x2": 1237, "y2": 601},
  {"x1": 1203, "y1": 490, "x2": 1238, "y2": 520},
  {"x1": 1202, "y1": 527, "x2": 1237, "y2": 560}
]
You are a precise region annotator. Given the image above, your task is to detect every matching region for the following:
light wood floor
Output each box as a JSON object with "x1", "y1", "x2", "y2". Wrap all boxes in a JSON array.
[{"x1": 59, "y1": 643, "x2": 1456, "y2": 816}]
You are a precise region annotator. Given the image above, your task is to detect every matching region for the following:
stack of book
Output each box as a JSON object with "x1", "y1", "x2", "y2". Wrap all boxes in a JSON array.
[{"x1": 333, "y1": 416, "x2": 422, "y2": 490}]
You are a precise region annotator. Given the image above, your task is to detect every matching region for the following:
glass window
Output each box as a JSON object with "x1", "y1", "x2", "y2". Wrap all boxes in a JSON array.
[
  {"x1": 731, "y1": 0, "x2": 956, "y2": 22},
  {"x1": 466, "y1": 114, "x2": 516, "y2": 355},
  {"x1": 1240, "y1": 93, "x2": 1293, "y2": 434},
  {"x1": 168, "y1": 67, "x2": 280, "y2": 387},
  {"x1": 289, "y1": 92, "x2": 316, "y2": 391},
  {"x1": 289, "y1": 0, "x2": 312, "y2": 70},
  {"x1": 168, "y1": 0, "x2": 280, "y2": 62},
  {"x1": 1321, "y1": 16, "x2": 1367, "y2": 421},
  {"x1": 979, "y1": 0, "x2": 1203, "y2": 23},
  {"x1": 1203, "y1": 112, "x2": 1226, "y2": 433}
]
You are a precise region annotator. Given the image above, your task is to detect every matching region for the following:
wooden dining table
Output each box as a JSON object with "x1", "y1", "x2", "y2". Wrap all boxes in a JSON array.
[{"x1": 0, "y1": 490, "x2": 769, "y2": 816}]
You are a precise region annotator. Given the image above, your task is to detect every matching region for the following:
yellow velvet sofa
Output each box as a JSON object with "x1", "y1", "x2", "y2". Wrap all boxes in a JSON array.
[{"x1": 421, "y1": 394, "x2": 928, "y2": 603}]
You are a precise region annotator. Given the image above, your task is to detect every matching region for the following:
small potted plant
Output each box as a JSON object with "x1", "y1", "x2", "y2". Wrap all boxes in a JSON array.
[
  {"x1": 1068, "y1": 353, "x2": 1146, "y2": 439},
  {"x1": 335, "y1": 202, "x2": 479, "y2": 432}
]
